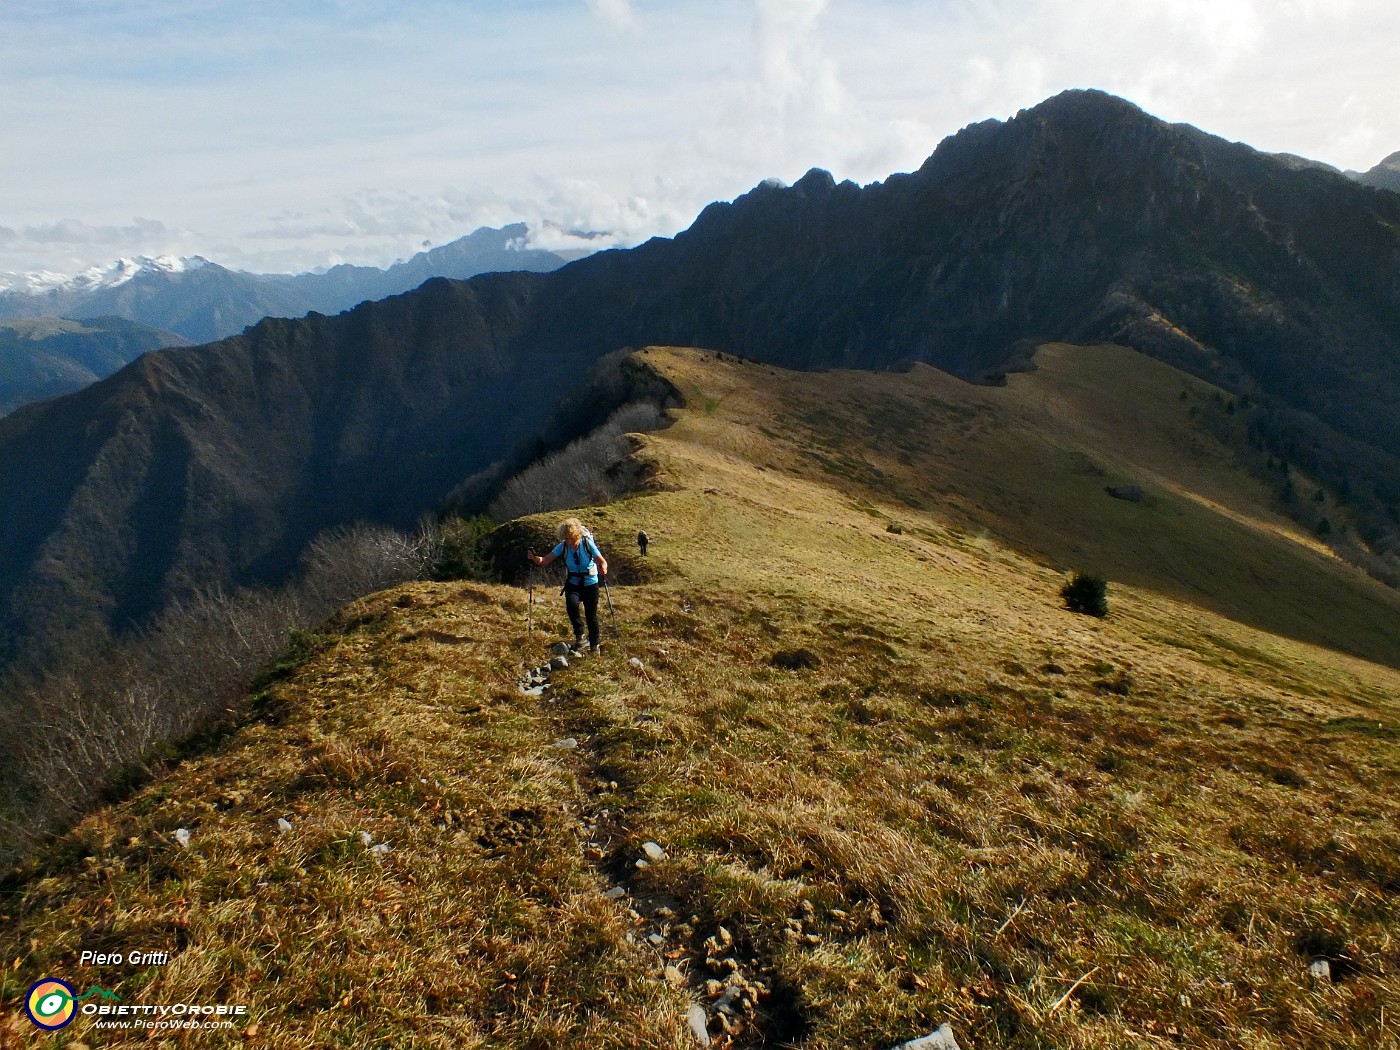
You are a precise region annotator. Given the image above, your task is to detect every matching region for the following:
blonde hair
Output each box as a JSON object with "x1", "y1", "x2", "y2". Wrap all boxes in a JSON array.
[{"x1": 557, "y1": 518, "x2": 584, "y2": 545}]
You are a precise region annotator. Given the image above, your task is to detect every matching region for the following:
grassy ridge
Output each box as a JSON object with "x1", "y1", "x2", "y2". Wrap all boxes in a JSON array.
[{"x1": 2, "y1": 345, "x2": 1396, "y2": 1047}]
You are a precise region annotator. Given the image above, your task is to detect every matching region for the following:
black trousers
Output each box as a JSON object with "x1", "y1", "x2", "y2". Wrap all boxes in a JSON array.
[{"x1": 564, "y1": 582, "x2": 601, "y2": 647}]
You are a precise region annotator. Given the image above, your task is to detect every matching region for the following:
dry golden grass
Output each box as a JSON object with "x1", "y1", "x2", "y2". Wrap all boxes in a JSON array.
[{"x1": 2, "y1": 344, "x2": 1397, "y2": 1048}]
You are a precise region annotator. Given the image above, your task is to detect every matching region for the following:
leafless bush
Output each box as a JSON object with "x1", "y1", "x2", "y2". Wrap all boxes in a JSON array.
[
  {"x1": 301, "y1": 522, "x2": 440, "y2": 608},
  {"x1": 1330, "y1": 535, "x2": 1400, "y2": 589},
  {"x1": 0, "y1": 519, "x2": 439, "y2": 869},
  {"x1": 488, "y1": 401, "x2": 665, "y2": 521}
]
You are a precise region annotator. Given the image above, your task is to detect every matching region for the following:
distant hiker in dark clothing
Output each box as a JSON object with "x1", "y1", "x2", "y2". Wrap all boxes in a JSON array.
[
  {"x1": 529, "y1": 517, "x2": 608, "y2": 653},
  {"x1": 637, "y1": 529, "x2": 649, "y2": 556}
]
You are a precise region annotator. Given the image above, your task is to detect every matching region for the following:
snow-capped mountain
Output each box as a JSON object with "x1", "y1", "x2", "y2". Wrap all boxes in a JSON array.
[
  {"x1": 0, "y1": 255, "x2": 208, "y2": 296},
  {"x1": 0, "y1": 226, "x2": 574, "y2": 343}
]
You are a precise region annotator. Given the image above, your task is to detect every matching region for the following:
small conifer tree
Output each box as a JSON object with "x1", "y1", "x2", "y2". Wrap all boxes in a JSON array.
[{"x1": 1061, "y1": 572, "x2": 1109, "y2": 617}]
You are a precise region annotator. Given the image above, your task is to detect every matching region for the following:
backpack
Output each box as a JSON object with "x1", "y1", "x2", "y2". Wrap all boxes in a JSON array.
[{"x1": 560, "y1": 529, "x2": 601, "y2": 591}]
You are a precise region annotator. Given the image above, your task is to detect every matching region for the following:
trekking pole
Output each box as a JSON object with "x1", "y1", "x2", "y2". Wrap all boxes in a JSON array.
[
  {"x1": 526, "y1": 549, "x2": 535, "y2": 632},
  {"x1": 601, "y1": 572, "x2": 615, "y2": 621}
]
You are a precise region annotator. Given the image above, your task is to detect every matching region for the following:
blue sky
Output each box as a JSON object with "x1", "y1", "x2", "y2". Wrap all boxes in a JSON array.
[{"x1": 2, "y1": 0, "x2": 1397, "y2": 276}]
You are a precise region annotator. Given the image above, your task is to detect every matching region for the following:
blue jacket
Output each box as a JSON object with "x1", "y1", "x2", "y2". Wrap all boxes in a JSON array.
[{"x1": 552, "y1": 534, "x2": 602, "y2": 585}]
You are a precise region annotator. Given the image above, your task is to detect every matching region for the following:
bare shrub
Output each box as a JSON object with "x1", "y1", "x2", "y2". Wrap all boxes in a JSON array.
[
  {"x1": 488, "y1": 402, "x2": 665, "y2": 521},
  {"x1": 1330, "y1": 535, "x2": 1400, "y2": 589},
  {"x1": 301, "y1": 522, "x2": 440, "y2": 608},
  {"x1": 0, "y1": 519, "x2": 439, "y2": 869}
]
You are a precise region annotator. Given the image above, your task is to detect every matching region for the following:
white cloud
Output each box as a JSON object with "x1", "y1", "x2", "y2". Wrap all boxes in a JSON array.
[
  {"x1": 586, "y1": 0, "x2": 639, "y2": 30},
  {"x1": 21, "y1": 218, "x2": 170, "y2": 246}
]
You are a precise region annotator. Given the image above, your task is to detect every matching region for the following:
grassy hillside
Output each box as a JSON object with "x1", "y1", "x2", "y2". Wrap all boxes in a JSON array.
[
  {"x1": 2, "y1": 346, "x2": 1396, "y2": 1048},
  {"x1": 0, "y1": 317, "x2": 190, "y2": 415}
]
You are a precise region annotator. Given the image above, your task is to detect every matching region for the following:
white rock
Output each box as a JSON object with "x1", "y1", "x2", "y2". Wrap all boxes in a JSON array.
[
  {"x1": 173, "y1": 828, "x2": 191, "y2": 849},
  {"x1": 686, "y1": 1004, "x2": 710, "y2": 1046},
  {"x1": 629, "y1": 657, "x2": 645, "y2": 669},
  {"x1": 370, "y1": 843, "x2": 391, "y2": 857},
  {"x1": 642, "y1": 841, "x2": 667, "y2": 861},
  {"x1": 551, "y1": 642, "x2": 572, "y2": 656},
  {"x1": 277, "y1": 818, "x2": 294, "y2": 834},
  {"x1": 1308, "y1": 958, "x2": 1332, "y2": 981},
  {"x1": 636, "y1": 858, "x2": 650, "y2": 869},
  {"x1": 358, "y1": 830, "x2": 373, "y2": 847},
  {"x1": 892, "y1": 1024, "x2": 962, "y2": 1050},
  {"x1": 648, "y1": 933, "x2": 664, "y2": 946},
  {"x1": 603, "y1": 886, "x2": 627, "y2": 900},
  {"x1": 552, "y1": 737, "x2": 580, "y2": 750},
  {"x1": 550, "y1": 656, "x2": 570, "y2": 671}
]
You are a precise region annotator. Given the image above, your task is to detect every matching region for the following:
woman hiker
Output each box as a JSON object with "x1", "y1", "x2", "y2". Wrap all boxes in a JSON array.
[{"x1": 528, "y1": 517, "x2": 609, "y2": 654}]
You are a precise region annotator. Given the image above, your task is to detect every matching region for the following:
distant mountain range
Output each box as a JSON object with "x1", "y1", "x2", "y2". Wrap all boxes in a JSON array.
[
  {"x1": 3, "y1": 89, "x2": 1399, "y2": 670},
  {"x1": 0, "y1": 224, "x2": 574, "y2": 344},
  {"x1": 0, "y1": 316, "x2": 192, "y2": 415}
]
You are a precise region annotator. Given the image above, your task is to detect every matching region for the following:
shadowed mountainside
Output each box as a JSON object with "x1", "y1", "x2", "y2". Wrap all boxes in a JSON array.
[
  {"x1": 3, "y1": 88, "x2": 1400, "y2": 668},
  {"x1": 0, "y1": 279, "x2": 666, "y2": 664}
]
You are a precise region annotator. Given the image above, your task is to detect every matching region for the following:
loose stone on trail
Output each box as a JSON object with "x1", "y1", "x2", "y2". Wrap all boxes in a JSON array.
[
  {"x1": 891, "y1": 1024, "x2": 962, "y2": 1050},
  {"x1": 603, "y1": 886, "x2": 626, "y2": 900},
  {"x1": 1308, "y1": 958, "x2": 1332, "y2": 981},
  {"x1": 629, "y1": 657, "x2": 645, "y2": 669},
  {"x1": 552, "y1": 737, "x2": 580, "y2": 750},
  {"x1": 642, "y1": 841, "x2": 667, "y2": 861},
  {"x1": 686, "y1": 1004, "x2": 711, "y2": 1046},
  {"x1": 173, "y1": 828, "x2": 191, "y2": 849},
  {"x1": 550, "y1": 656, "x2": 570, "y2": 671},
  {"x1": 277, "y1": 818, "x2": 293, "y2": 834},
  {"x1": 550, "y1": 642, "x2": 572, "y2": 656}
]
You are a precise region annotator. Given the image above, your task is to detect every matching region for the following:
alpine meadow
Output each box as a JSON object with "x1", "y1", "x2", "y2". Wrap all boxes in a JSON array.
[{"x1": 2, "y1": 344, "x2": 1396, "y2": 1047}]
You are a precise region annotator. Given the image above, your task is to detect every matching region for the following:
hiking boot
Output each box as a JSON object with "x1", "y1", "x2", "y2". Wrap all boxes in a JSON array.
[{"x1": 590, "y1": 643, "x2": 602, "y2": 656}]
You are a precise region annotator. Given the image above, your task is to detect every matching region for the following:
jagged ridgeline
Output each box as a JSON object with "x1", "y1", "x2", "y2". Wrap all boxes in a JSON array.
[
  {"x1": 2, "y1": 88, "x2": 1400, "y2": 674},
  {"x1": 2, "y1": 347, "x2": 1394, "y2": 1049}
]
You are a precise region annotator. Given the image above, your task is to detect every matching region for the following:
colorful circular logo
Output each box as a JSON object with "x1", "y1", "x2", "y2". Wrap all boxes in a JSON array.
[{"x1": 25, "y1": 978, "x2": 77, "y2": 1030}]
